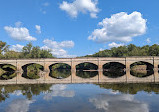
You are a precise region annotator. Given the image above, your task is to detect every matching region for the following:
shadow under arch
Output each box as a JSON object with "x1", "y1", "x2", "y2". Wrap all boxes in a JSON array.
[
  {"x1": 49, "y1": 63, "x2": 71, "y2": 79},
  {"x1": 76, "y1": 62, "x2": 98, "y2": 78},
  {"x1": 103, "y1": 62, "x2": 126, "y2": 78},
  {"x1": 22, "y1": 63, "x2": 44, "y2": 79},
  {"x1": 130, "y1": 61, "x2": 154, "y2": 78},
  {"x1": 0, "y1": 64, "x2": 17, "y2": 80}
]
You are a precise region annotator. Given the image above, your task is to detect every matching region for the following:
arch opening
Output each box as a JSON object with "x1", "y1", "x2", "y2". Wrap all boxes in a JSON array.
[
  {"x1": 22, "y1": 63, "x2": 44, "y2": 79},
  {"x1": 0, "y1": 64, "x2": 17, "y2": 80},
  {"x1": 103, "y1": 62, "x2": 126, "y2": 78},
  {"x1": 76, "y1": 62, "x2": 98, "y2": 78},
  {"x1": 49, "y1": 63, "x2": 71, "y2": 79},
  {"x1": 130, "y1": 61, "x2": 154, "y2": 78}
]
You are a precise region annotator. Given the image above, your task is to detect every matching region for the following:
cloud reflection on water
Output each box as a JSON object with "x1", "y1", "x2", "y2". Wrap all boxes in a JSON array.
[
  {"x1": 43, "y1": 84, "x2": 75, "y2": 101},
  {"x1": 6, "y1": 99, "x2": 34, "y2": 112},
  {"x1": 89, "y1": 94, "x2": 149, "y2": 112}
]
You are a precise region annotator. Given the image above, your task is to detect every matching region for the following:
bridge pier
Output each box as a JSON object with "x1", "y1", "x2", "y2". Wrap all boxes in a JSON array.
[
  {"x1": 44, "y1": 63, "x2": 50, "y2": 72},
  {"x1": 154, "y1": 62, "x2": 159, "y2": 82},
  {"x1": 71, "y1": 62, "x2": 76, "y2": 83},
  {"x1": 16, "y1": 62, "x2": 23, "y2": 73},
  {"x1": 126, "y1": 61, "x2": 131, "y2": 82},
  {"x1": 98, "y1": 63, "x2": 103, "y2": 83}
]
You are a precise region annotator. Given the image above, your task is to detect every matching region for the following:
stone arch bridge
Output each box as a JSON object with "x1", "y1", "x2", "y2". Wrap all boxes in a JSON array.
[{"x1": 0, "y1": 57, "x2": 159, "y2": 84}]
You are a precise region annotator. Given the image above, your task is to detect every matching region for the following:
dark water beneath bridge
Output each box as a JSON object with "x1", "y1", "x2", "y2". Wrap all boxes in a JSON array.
[{"x1": 0, "y1": 83, "x2": 159, "y2": 112}]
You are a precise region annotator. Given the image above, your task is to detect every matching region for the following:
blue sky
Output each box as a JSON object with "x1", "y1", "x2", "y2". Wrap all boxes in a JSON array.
[{"x1": 0, "y1": 0, "x2": 159, "y2": 57}]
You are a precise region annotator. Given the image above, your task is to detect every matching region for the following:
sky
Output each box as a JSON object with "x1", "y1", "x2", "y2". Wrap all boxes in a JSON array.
[{"x1": 0, "y1": 0, "x2": 159, "y2": 58}]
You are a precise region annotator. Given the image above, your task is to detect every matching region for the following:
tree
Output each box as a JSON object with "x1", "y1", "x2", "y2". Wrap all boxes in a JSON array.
[
  {"x1": 4, "y1": 51, "x2": 21, "y2": 59},
  {"x1": 22, "y1": 42, "x2": 33, "y2": 58},
  {"x1": 31, "y1": 46, "x2": 41, "y2": 58},
  {"x1": 40, "y1": 49, "x2": 53, "y2": 58},
  {"x1": 149, "y1": 44, "x2": 159, "y2": 56},
  {"x1": 0, "y1": 41, "x2": 9, "y2": 55}
]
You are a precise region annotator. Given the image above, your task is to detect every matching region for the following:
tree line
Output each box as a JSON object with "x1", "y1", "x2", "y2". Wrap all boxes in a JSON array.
[
  {"x1": 0, "y1": 41, "x2": 54, "y2": 59},
  {"x1": 85, "y1": 44, "x2": 159, "y2": 57}
]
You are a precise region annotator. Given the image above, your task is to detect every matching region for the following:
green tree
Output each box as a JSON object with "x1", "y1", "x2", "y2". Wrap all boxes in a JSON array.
[
  {"x1": 31, "y1": 46, "x2": 41, "y2": 58},
  {"x1": 4, "y1": 51, "x2": 21, "y2": 59},
  {"x1": 149, "y1": 44, "x2": 159, "y2": 56},
  {"x1": 0, "y1": 41, "x2": 9, "y2": 58},
  {"x1": 40, "y1": 49, "x2": 53, "y2": 58},
  {"x1": 22, "y1": 42, "x2": 33, "y2": 58}
]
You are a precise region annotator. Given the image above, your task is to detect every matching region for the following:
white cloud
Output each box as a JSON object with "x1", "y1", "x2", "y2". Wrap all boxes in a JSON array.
[
  {"x1": 59, "y1": 0, "x2": 99, "y2": 18},
  {"x1": 35, "y1": 25, "x2": 41, "y2": 34},
  {"x1": 15, "y1": 21, "x2": 22, "y2": 27},
  {"x1": 12, "y1": 90, "x2": 22, "y2": 96},
  {"x1": 10, "y1": 44, "x2": 24, "y2": 52},
  {"x1": 42, "y1": 2, "x2": 50, "y2": 7},
  {"x1": 43, "y1": 84, "x2": 75, "y2": 100},
  {"x1": 88, "y1": 11, "x2": 147, "y2": 43},
  {"x1": 41, "y1": 39, "x2": 76, "y2": 58},
  {"x1": 99, "y1": 48, "x2": 104, "y2": 51},
  {"x1": 146, "y1": 38, "x2": 151, "y2": 44},
  {"x1": 108, "y1": 42, "x2": 124, "y2": 48},
  {"x1": 4, "y1": 23, "x2": 37, "y2": 41},
  {"x1": 89, "y1": 94, "x2": 149, "y2": 112},
  {"x1": 40, "y1": 9, "x2": 47, "y2": 14},
  {"x1": 40, "y1": 2, "x2": 50, "y2": 14},
  {"x1": 6, "y1": 99, "x2": 34, "y2": 112}
]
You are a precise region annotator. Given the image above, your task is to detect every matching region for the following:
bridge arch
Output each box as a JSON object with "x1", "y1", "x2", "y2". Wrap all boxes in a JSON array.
[
  {"x1": 103, "y1": 62, "x2": 126, "y2": 70},
  {"x1": 102, "y1": 62, "x2": 126, "y2": 78},
  {"x1": 0, "y1": 64, "x2": 17, "y2": 80},
  {"x1": 74, "y1": 61, "x2": 98, "y2": 68},
  {"x1": 49, "y1": 63, "x2": 71, "y2": 79},
  {"x1": 22, "y1": 63, "x2": 44, "y2": 79},
  {"x1": 76, "y1": 62, "x2": 98, "y2": 78},
  {"x1": 130, "y1": 61, "x2": 154, "y2": 70},
  {"x1": 76, "y1": 62, "x2": 98, "y2": 70},
  {"x1": 130, "y1": 61, "x2": 154, "y2": 78}
]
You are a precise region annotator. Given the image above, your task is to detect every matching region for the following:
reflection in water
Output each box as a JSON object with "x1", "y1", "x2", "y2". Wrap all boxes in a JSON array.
[
  {"x1": 49, "y1": 69, "x2": 71, "y2": 79},
  {"x1": 103, "y1": 62, "x2": 126, "y2": 78},
  {"x1": 130, "y1": 70, "x2": 154, "y2": 78},
  {"x1": 43, "y1": 84, "x2": 75, "y2": 100},
  {"x1": 103, "y1": 70, "x2": 126, "y2": 78},
  {"x1": 0, "y1": 83, "x2": 158, "y2": 112},
  {"x1": 0, "y1": 84, "x2": 52, "y2": 102},
  {"x1": 6, "y1": 99, "x2": 34, "y2": 112},
  {"x1": 49, "y1": 63, "x2": 71, "y2": 79},
  {"x1": 22, "y1": 64, "x2": 44, "y2": 79},
  {"x1": 0, "y1": 64, "x2": 16, "y2": 80},
  {"x1": 89, "y1": 94, "x2": 149, "y2": 112},
  {"x1": 0, "y1": 72, "x2": 16, "y2": 80},
  {"x1": 99, "y1": 83, "x2": 159, "y2": 94},
  {"x1": 76, "y1": 71, "x2": 98, "y2": 78}
]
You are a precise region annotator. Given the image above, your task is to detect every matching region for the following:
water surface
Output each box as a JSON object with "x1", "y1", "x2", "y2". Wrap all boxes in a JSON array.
[{"x1": 0, "y1": 83, "x2": 158, "y2": 112}]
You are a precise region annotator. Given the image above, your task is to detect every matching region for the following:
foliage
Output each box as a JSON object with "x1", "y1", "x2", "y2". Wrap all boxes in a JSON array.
[
  {"x1": 49, "y1": 63, "x2": 71, "y2": 79},
  {"x1": 0, "y1": 84, "x2": 52, "y2": 101},
  {"x1": 103, "y1": 71, "x2": 126, "y2": 78},
  {"x1": 85, "y1": 44, "x2": 159, "y2": 57},
  {"x1": 76, "y1": 63, "x2": 98, "y2": 70},
  {"x1": 0, "y1": 41, "x2": 9, "y2": 55},
  {"x1": 130, "y1": 70, "x2": 154, "y2": 78},
  {"x1": 50, "y1": 69, "x2": 71, "y2": 79},
  {"x1": 0, "y1": 41, "x2": 54, "y2": 59},
  {"x1": 0, "y1": 64, "x2": 16, "y2": 80},
  {"x1": 51, "y1": 63, "x2": 71, "y2": 70},
  {"x1": 22, "y1": 64, "x2": 44, "y2": 79},
  {"x1": 99, "y1": 83, "x2": 159, "y2": 94},
  {"x1": 76, "y1": 71, "x2": 98, "y2": 78},
  {"x1": 103, "y1": 62, "x2": 125, "y2": 70}
]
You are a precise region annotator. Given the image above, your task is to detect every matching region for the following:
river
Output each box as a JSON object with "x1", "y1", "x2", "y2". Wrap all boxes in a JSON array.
[{"x1": 0, "y1": 83, "x2": 158, "y2": 112}]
